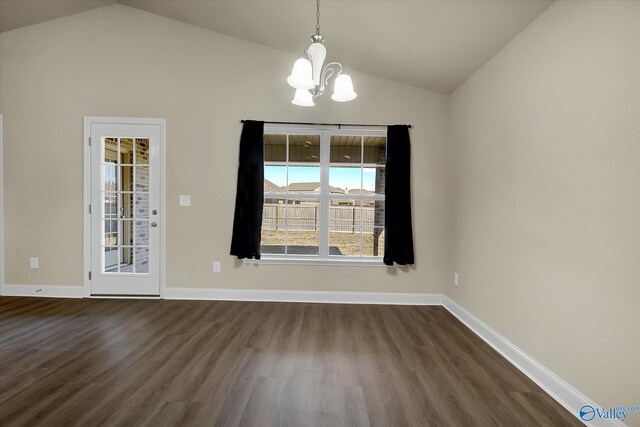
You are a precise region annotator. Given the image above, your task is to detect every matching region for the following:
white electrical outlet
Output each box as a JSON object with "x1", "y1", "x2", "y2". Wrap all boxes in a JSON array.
[
  {"x1": 30, "y1": 257, "x2": 39, "y2": 269},
  {"x1": 454, "y1": 273, "x2": 460, "y2": 287},
  {"x1": 213, "y1": 262, "x2": 221, "y2": 273},
  {"x1": 179, "y1": 195, "x2": 191, "y2": 206}
]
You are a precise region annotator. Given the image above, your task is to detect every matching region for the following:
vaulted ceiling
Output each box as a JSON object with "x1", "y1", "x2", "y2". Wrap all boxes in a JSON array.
[{"x1": 0, "y1": 0, "x2": 553, "y2": 93}]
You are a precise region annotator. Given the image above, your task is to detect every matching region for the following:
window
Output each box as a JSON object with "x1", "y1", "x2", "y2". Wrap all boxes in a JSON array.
[{"x1": 262, "y1": 128, "x2": 386, "y2": 263}]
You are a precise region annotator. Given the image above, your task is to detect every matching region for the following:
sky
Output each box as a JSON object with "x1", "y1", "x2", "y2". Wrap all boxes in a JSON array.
[{"x1": 265, "y1": 166, "x2": 379, "y2": 191}]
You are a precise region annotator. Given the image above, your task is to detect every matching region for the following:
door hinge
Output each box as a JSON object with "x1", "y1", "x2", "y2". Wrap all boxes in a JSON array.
[
  {"x1": 88, "y1": 137, "x2": 92, "y2": 146},
  {"x1": 89, "y1": 204, "x2": 92, "y2": 214},
  {"x1": 88, "y1": 271, "x2": 92, "y2": 280}
]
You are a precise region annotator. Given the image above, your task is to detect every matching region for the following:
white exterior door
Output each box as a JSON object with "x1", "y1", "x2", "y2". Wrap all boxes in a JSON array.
[{"x1": 89, "y1": 121, "x2": 162, "y2": 296}]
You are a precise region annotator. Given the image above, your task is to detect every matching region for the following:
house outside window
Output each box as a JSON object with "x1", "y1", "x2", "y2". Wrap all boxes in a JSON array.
[{"x1": 262, "y1": 128, "x2": 386, "y2": 263}]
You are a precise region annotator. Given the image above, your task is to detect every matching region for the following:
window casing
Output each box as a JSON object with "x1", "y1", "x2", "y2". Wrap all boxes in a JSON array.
[{"x1": 260, "y1": 127, "x2": 386, "y2": 264}]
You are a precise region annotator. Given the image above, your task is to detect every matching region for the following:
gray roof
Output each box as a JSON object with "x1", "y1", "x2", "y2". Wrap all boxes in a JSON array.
[
  {"x1": 264, "y1": 179, "x2": 283, "y2": 193},
  {"x1": 287, "y1": 182, "x2": 345, "y2": 194},
  {"x1": 347, "y1": 188, "x2": 375, "y2": 195},
  {"x1": 287, "y1": 182, "x2": 319, "y2": 192}
]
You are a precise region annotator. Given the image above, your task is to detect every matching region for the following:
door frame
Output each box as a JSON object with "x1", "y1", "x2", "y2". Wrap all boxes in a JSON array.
[{"x1": 83, "y1": 116, "x2": 166, "y2": 298}]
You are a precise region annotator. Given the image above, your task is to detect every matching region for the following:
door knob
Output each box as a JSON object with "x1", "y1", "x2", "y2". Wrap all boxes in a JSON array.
[
  {"x1": 152, "y1": 210, "x2": 158, "y2": 215},
  {"x1": 151, "y1": 222, "x2": 158, "y2": 227}
]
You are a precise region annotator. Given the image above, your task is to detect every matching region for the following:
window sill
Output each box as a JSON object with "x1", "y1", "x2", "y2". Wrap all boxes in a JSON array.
[{"x1": 243, "y1": 257, "x2": 389, "y2": 267}]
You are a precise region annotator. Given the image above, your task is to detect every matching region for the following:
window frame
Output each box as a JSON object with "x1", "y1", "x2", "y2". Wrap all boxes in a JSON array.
[{"x1": 253, "y1": 126, "x2": 387, "y2": 266}]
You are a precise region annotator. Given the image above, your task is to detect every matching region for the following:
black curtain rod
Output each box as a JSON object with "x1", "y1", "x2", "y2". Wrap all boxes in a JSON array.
[{"x1": 240, "y1": 120, "x2": 411, "y2": 129}]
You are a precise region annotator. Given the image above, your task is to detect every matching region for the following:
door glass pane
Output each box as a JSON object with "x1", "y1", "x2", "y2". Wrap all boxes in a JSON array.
[
  {"x1": 103, "y1": 165, "x2": 117, "y2": 192},
  {"x1": 135, "y1": 193, "x2": 149, "y2": 219},
  {"x1": 120, "y1": 138, "x2": 133, "y2": 164},
  {"x1": 104, "y1": 220, "x2": 118, "y2": 245},
  {"x1": 121, "y1": 220, "x2": 133, "y2": 246},
  {"x1": 104, "y1": 192, "x2": 117, "y2": 217},
  {"x1": 135, "y1": 138, "x2": 149, "y2": 164},
  {"x1": 104, "y1": 138, "x2": 118, "y2": 163},
  {"x1": 135, "y1": 247, "x2": 149, "y2": 273},
  {"x1": 120, "y1": 247, "x2": 134, "y2": 272},
  {"x1": 120, "y1": 193, "x2": 133, "y2": 218},
  {"x1": 119, "y1": 166, "x2": 133, "y2": 192},
  {"x1": 104, "y1": 246, "x2": 118, "y2": 272},
  {"x1": 135, "y1": 166, "x2": 149, "y2": 192},
  {"x1": 135, "y1": 221, "x2": 149, "y2": 246}
]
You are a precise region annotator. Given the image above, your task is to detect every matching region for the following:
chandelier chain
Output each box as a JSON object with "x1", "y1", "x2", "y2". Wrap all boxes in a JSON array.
[{"x1": 316, "y1": 0, "x2": 320, "y2": 35}]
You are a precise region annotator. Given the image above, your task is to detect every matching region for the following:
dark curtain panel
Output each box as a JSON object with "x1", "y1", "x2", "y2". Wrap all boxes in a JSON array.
[
  {"x1": 230, "y1": 120, "x2": 264, "y2": 259},
  {"x1": 384, "y1": 125, "x2": 415, "y2": 266}
]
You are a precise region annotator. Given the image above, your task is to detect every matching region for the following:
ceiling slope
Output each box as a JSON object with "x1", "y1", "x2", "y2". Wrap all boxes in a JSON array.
[
  {"x1": 1, "y1": 0, "x2": 553, "y2": 93},
  {"x1": 118, "y1": 0, "x2": 553, "y2": 93},
  {"x1": 0, "y1": 0, "x2": 116, "y2": 32}
]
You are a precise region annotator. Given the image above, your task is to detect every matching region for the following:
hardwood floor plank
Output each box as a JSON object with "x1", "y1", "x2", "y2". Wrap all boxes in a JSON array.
[{"x1": 0, "y1": 297, "x2": 581, "y2": 426}]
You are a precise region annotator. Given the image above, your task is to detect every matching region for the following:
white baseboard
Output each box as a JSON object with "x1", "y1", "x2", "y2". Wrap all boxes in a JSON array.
[
  {"x1": 442, "y1": 296, "x2": 622, "y2": 427},
  {"x1": 164, "y1": 287, "x2": 444, "y2": 305},
  {"x1": 1, "y1": 284, "x2": 84, "y2": 298}
]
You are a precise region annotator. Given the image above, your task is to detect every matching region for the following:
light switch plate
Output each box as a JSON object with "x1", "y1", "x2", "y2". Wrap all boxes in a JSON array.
[
  {"x1": 213, "y1": 262, "x2": 221, "y2": 273},
  {"x1": 179, "y1": 195, "x2": 191, "y2": 206},
  {"x1": 454, "y1": 273, "x2": 460, "y2": 287}
]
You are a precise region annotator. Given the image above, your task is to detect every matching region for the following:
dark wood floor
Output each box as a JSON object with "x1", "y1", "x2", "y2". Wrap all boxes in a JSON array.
[{"x1": 0, "y1": 297, "x2": 580, "y2": 426}]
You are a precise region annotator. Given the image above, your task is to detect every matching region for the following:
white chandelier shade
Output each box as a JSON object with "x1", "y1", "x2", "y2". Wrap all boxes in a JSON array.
[
  {"x1": 286, "y1": 0, "x2": 356, "y2": 107},
  {"x1": 291, "y1": 88, "x2": 315, "y2": 107},
  {"x1": 287, "y1": 58, "x2": 314, "y2": 90},
  {"x1": 331, "y1": 74, "x2": 357, "y2": 102}
]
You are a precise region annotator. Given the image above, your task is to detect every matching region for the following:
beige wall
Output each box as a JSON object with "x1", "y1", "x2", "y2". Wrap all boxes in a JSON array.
[
  {"x1": 0, "y1": 4, "x2": 450, "y2": 293},
  {"x1": 448, "y1": 0, "x2": 640, "y2": 414}
]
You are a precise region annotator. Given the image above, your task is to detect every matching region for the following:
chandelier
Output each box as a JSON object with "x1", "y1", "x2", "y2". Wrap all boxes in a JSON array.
[{"x1": 287, "y1": 0, "x2": 357, "y2": 107}]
